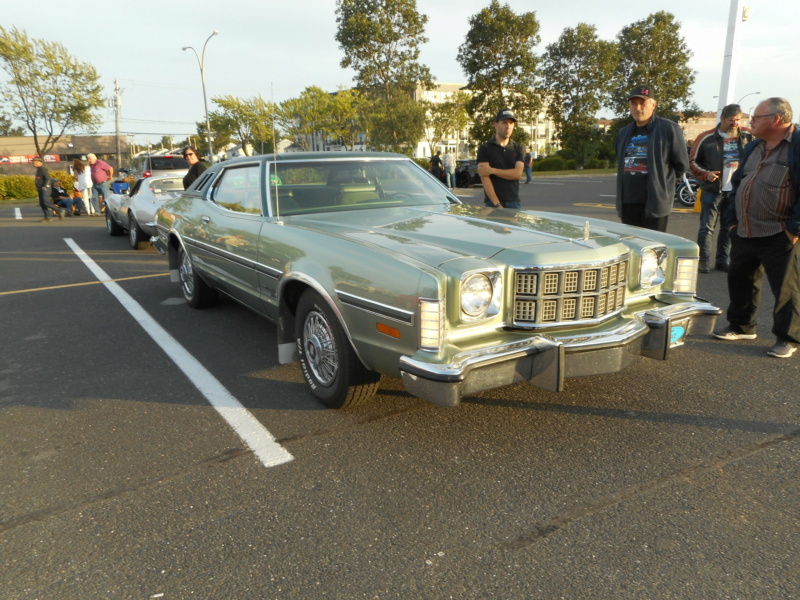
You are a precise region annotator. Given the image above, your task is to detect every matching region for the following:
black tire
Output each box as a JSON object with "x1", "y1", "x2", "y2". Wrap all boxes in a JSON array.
[
  {"x1": 458, "y1": 171, "x2": 471, "y2": 188},
  {"x1": 106, "y1": 208, "x2": 124, "y2": 236},
  {"x1": 296, "y1": 290, "x2": 380, "y2": 409},
  {"x1": 178, "y1": 246, "x2": 217, "y2": 308},
  {"x1": 676, "y1": 182, "x2": 697, "y2": 207},
  {"x1": 129, "y1": 214, "x2": 148, "y2": 250}
]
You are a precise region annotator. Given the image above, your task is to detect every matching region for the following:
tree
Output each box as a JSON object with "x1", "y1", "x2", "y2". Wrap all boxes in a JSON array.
[
  {"x1": 541, "y1": 23, "x2": 618, "y2": 167},
  {"x1": 420, "y1": 91, "x2": 469, "y2": 156},
  {"x1": 457, "y1": 0, "x2": 541, "y2": 148},
  {"x1": 0, "y1": 114, "x2": 24, "y2": 137},
  {"x1": 208, "y1": 95, "x2": 276, "y2": 156},
  {"x1": 0, "y1": 26, "x2": 104, "y2": 156},
  {"x1": 275, "y1": 87, "x2": 334, "y2": 152},
  {"x1": 336, "y1": 0, "x2": 433, "y2": 152},
  {"x1": 325, "y1": 87, "x2": 369, "y2": 151},
  {"x1": 608, "y1": 12, "x2": 698, "y2": 119}
]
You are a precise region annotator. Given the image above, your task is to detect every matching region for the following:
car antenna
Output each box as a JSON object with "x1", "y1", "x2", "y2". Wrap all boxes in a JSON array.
[{"x1": 270, "y1": 83, "x2": 283, "y2": 224}]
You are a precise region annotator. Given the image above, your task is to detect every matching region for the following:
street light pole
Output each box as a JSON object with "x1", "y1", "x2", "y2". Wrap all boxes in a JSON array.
[
  {"x1": 736, "y1": 92, "x2": 760, "y2": 106},
  {"x1": 183, "y1": 31, "x2": 218, "y2": 163}
]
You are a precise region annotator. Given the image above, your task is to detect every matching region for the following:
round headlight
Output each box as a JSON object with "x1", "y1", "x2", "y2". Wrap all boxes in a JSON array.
[
  {"x1": 461, "y1": 273, "x2": 493, "y2": 317},
  {"x1": 640, "y1": 248, "x2": 660, "y2": 287}
]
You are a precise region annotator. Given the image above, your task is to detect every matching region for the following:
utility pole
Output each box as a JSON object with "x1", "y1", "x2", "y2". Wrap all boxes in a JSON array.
[
  {"x1": 717, "y1": 1, "x2": 749, "y2": 118},
  {"x1": 113, "y1": 79, "x2": 122, "y2": 173}
]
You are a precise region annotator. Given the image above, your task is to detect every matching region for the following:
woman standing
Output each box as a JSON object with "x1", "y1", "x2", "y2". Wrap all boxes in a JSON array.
[
  {"x1": 72, "y1": 159, "x2": 94, "y2": 215},
  {"x1": 182, "y1": 146, "x2": 207, "y2": 189}
]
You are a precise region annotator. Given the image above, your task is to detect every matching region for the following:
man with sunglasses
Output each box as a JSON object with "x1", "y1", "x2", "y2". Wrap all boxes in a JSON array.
[
  {"x1": 182, "y1": 146, "x2": 207, "y2": 189},
  {"x1": 713, "y1": 98, "x2": 800, "y2": 358}
]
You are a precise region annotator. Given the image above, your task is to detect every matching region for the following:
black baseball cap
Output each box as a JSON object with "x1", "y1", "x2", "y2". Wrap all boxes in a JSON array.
[
  {"x1": 628, "y1": 85, "x2": 655, "y2": 101},
  {"x1": 495, "y1": 108, "x2": 517, "y2": 122}
]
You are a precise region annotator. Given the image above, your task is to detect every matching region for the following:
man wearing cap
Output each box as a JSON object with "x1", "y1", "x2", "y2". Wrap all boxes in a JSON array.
[
  {"x1": 615, "y1": 85, "x2": 690, "y2": 231},
  {"x1": 477, "y1": 108, "x2": 524, "y2": 208},
  {"x1": 32, "y1": 157, "x2": 64, "y2": 222}
]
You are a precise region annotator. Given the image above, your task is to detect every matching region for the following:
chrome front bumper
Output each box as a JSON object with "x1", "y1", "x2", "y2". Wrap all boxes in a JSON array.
[{"x1": 399, "y1": 301, "x2": 721, "y2": 407}]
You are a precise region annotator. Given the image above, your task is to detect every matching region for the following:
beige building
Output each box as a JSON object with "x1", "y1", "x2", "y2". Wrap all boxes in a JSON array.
[
  {"x1": 0, "y1": 135, "x2": 129, "y2": 175},
  {"x1": 412, "y1": 83, "x2": 559, "y2": 159}
]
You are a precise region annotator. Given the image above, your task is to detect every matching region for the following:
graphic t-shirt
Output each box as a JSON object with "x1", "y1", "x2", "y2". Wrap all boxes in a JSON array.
[
  {"x1": 622, "y1": 127, "x2": 648, "y2": 204},
  {"x1": 720, "y1": 136, "x2": 739, "y2": 192}
]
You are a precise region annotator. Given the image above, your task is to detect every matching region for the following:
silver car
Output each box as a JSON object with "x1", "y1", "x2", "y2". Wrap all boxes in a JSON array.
[
  {"x1": 105, "y1": 176, "x2": 185, "y2": 249},
  {"x1": 128, "y1": 154, "x2": 189, "y2": 180}
]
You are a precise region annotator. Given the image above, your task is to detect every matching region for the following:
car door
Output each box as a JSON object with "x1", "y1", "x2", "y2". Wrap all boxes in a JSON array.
[{"x1": 193, "y1": 162, "x2": 265, "y2": 312}]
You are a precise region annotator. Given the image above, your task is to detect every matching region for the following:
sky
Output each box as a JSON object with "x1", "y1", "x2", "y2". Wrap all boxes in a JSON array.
[{"x1": 3, "y1": 0, "x2": 799, "y2": 147}]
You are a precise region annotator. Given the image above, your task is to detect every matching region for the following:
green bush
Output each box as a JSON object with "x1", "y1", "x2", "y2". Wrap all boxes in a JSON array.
[
  {"x1": 0, "y1": 176, "x2": 6, "y2": 200},
  {"x1": 585, "y1": 158, "x2": 609, "y2": 169},
  {"x1": 412, "y1": 158, "x2": 431, "y2": 171},
  {"x1": 537, "y1": 156, "x2": 566, "y2": 171},
  {"x1": 3, "y1": 175, "x2": 37, "y2": 199},
  {"x1": 565, "y1": 159, "x2": 576, "y2": 170},
  {"x1": 50, "y1": 170, "x2": 75, "y2": 191}
]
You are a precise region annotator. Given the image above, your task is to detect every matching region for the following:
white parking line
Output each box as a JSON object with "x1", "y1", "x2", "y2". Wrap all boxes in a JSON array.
[
  {"x1": 64, "y1": 238, "x2": 294, "y2": 469},
  {"x1": 15, "y1": 207, "x2": 22, "y2": 219}
]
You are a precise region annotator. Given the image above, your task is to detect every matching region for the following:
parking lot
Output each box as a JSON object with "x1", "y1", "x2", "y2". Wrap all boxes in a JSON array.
[{"x1": 2, "y1": 178, "x2": 798, "y2": 599}]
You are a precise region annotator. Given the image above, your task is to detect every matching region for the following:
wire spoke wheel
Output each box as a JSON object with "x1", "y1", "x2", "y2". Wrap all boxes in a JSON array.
[
  {"x1": 302, "y1": 310, "x2": 339, "y2": 386},
  {"x1": 296, "y1": 290, "x2": 380, "y2": 409}
]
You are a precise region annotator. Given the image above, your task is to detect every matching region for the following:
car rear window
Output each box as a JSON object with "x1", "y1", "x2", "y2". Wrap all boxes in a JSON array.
[{"x1": 149, "y1": 156, "x2": 189, "y2": 170}]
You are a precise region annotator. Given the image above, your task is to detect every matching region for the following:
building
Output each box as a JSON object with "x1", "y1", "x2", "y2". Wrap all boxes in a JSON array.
[
  {"x1": 0, "y1": 135, "x2": 129, "y2": 176},
  {"x1": 411, "y1": 83, "x2": 559, "y2": 159}
]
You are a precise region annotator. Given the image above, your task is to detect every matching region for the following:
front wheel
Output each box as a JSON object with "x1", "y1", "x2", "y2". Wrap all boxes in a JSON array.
[
  {"x1": 458, "y1": 171, "x2": 471, "y2": 188},
  {"x1": 129, "y1": 214, "x2": 148, "y2": 250},
  {"x1": 106, "y1": 209, "x2": 124, "y2": 236},
  {"x1": 676, "y1": 182, "x2": 697, "y2": 207},
  {"x1": 296, "y1": 290, "x2": 380, "y2": 409}
]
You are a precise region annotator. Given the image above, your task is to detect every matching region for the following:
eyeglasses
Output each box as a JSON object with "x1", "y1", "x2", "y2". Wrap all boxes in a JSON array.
[{"x1": 750, "y1": 113, "x2": 776, "y2": 121}]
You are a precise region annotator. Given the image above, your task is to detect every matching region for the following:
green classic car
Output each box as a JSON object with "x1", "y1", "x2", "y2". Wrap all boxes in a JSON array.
[{"x1": 152, "y1": 152, "x2": 721, "y2": 409}]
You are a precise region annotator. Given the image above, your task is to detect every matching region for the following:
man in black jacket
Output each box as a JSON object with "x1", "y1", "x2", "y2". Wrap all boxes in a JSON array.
[
  {"x1": 33, "y1": 157, "x2": 64, "y2": 222},
  {"x1": 689, "y1": 104, "x2": 752, "y2": 272},
  {"x1": 615, "y1": 85, "x2": 690, "y2": 231}
]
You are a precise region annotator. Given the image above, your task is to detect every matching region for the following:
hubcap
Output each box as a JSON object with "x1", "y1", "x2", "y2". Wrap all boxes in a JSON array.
[
  {"x1": 303, "y1": 310, "x2": 337, "y2": 386},
  {"x1": 179, "y1": 252, "x2": 194, "y2": 296}
]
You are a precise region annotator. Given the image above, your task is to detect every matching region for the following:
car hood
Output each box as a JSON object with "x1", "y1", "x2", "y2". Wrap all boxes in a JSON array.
[{"x1": 287, "y1": 204, "x2": 637, "y2": 268}]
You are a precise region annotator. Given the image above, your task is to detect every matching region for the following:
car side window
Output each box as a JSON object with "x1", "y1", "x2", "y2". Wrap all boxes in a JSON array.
[{"x1": 211, "y1": 164, "x2": 262, "y2": 215}]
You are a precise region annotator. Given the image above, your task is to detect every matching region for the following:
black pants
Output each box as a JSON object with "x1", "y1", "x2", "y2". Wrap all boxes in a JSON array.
[
  {"x1": 38, "y1": 187, "x2": 60, "y2": 217},
  {"x1": 620, "y1": 204, "x2": 669, "y2": 232},
  {"x1": 726, "y1": 231, "x2": 800, "y2": 343}
]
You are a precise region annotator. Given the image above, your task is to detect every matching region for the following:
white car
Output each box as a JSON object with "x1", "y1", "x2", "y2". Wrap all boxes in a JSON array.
[{"x1": 105, "y1": 176, "x2": 185, "y2": 249}]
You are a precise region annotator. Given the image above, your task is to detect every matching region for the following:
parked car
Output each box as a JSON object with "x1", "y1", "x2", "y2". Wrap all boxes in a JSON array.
[
  {"x1": 152, "y1": 152, "x2": 720, "y2": 409},
  {"x1": 455, "y1": 158, "x2": 480, "y2": 188},
  {"x1": 105, "y1": 176, "x2": 185, "y2": 249},
  {"x1": 128, "y1": 153, "x2": 189, "y2": 180}
]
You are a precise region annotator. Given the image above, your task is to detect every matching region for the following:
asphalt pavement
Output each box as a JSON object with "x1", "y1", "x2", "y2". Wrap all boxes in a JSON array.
[{"x1": 1, "y1": 181, "x2": 798, "y2": 599}]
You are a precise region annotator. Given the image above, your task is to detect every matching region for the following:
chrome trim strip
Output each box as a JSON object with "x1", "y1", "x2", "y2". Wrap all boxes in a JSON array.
[{"x1": 336, "y1": 290, "x2": 414, "y2": 324}]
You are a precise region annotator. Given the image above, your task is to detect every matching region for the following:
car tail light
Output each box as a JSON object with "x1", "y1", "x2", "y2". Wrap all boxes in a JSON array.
[{"x1": 143, "y1": 170, "x2": 152, "y2": 177}]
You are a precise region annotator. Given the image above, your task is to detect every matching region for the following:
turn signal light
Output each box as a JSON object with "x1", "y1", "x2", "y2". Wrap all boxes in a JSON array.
[{"x1": 377, "y1": 323, "x2": 401, "y2": 339}]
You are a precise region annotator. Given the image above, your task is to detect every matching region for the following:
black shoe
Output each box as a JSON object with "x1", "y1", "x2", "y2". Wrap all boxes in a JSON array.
[
  {"x1": 715, "y1": 263, "x2": 729, "y2": 272},
  {"x1": 698, "y1": 261, "x2": 710, "y2": 274}
]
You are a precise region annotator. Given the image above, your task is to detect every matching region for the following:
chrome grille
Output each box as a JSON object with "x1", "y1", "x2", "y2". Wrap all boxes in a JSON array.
[{"x1": 513, "y1": 256, "x2": 629, "y2": 327}]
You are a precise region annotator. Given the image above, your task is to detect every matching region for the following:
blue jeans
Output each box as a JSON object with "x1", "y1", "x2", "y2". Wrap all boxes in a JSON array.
[
  {"x1": 485, "y1": 200, "x2": 521, "y2": 209},
  {"x1": 525, "y1": 166, "x2": 532, "y2": 183},
  {"x1": 446, "y1": 167, "x2": 456, "y2": 188},
  {"x1": 697, "y1": 192, "x2": 731, "y2": 266},
  {"x1": 92, "y1": 181, "x2": 110, "y2": 212}
]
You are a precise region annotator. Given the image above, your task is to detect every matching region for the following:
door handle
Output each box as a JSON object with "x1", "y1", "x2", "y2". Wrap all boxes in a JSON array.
[{"x1": 201, "y1": 216, "x2": 211, "y2": 223}]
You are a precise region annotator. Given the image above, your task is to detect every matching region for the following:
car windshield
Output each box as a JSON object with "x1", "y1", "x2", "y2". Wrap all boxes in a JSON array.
[{"x1": 268, "y1": 159, "x2": 456, "y2": 216}]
